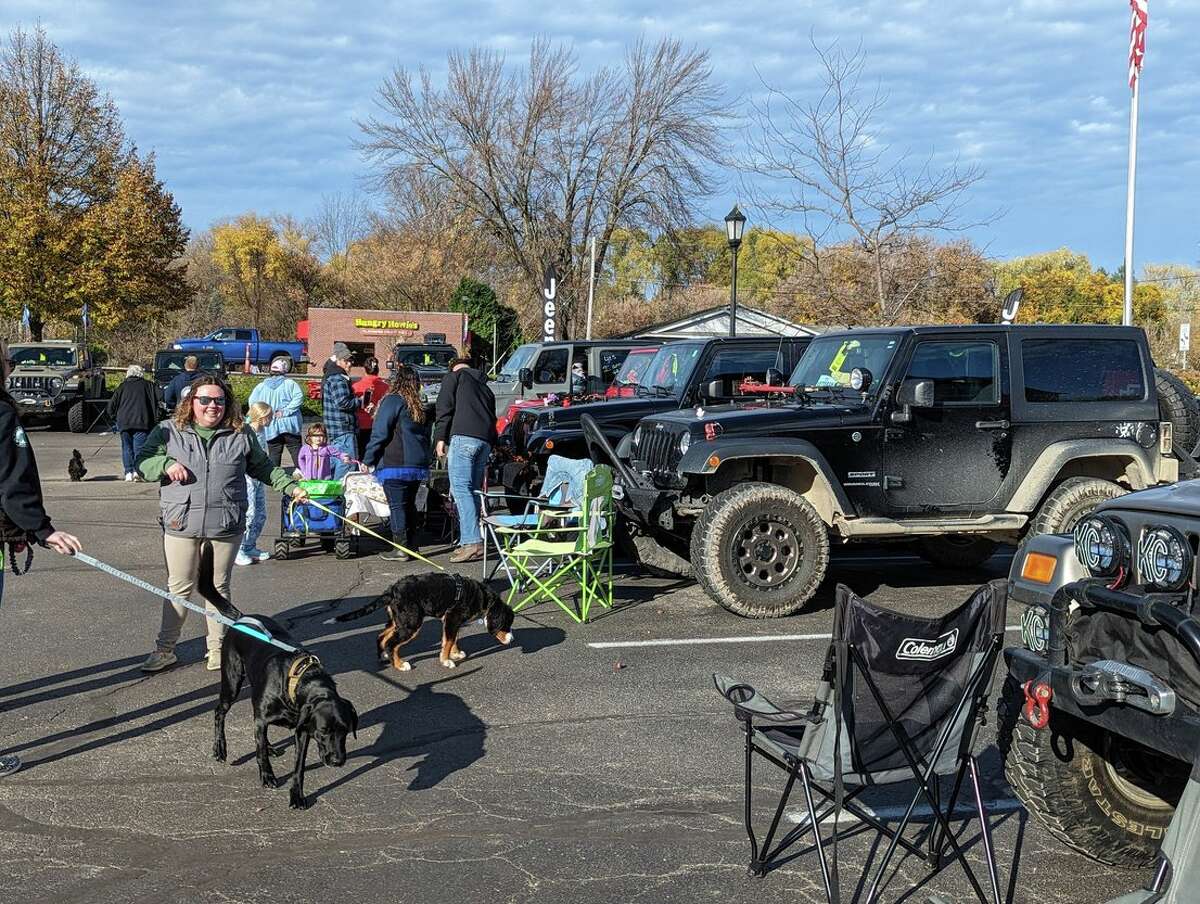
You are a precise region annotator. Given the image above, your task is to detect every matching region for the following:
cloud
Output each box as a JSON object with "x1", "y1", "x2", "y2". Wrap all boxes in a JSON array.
[{"x1": 2, "y1": 0, "x2": 1196, "y2": 265}]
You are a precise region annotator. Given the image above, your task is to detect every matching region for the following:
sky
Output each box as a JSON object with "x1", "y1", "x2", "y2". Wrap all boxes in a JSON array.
[{"x1": 6, "y1": 0, "x2": 1199, "y2": 270}]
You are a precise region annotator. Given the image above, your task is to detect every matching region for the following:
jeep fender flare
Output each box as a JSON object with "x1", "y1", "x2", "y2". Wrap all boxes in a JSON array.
[
  {"x1": 677, "y1": 439, "x2": 852, "y2": 521},
  {"x1": 1006, "y1": 439, "x2": 1160, "y2": 513}
]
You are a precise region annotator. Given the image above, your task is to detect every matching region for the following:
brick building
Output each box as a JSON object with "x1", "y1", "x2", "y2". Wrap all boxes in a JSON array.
[{"x1": 300, "y1": 308, "x2": 468, "y2": 374}]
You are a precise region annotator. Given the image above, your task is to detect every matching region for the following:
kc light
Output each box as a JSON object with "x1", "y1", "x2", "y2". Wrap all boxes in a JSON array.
[
  {"x1": 1073, "y1": 515, "x2": 1130, "y2": 578},
  {"x1": 678, "y1": 432, "x2": 691, "y2": 455},
  {"x1": 1137, "y1": 525, "x2": 1193, "y2": 592}
]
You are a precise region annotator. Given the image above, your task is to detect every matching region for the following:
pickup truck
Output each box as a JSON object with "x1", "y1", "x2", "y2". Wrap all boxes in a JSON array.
[{"x1": 172, "y1": 328, "x2": 305, "y2": 370}]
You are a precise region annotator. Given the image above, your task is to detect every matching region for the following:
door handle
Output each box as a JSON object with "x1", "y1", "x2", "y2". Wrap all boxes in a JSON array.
[{"x1": 976, "y1": 419, "x2": 1010, "y2": 430}]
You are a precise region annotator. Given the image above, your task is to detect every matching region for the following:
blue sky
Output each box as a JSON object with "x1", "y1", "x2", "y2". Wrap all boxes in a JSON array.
[{"x1": 7, "y1": 0, "x2": 1199, "y2": 269}]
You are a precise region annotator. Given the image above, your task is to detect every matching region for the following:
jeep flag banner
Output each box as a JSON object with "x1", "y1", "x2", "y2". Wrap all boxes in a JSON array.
[
  {"x1": 542, "y1": 262, "x2": 558, "y2": 342},
  {"x1": 1128, "y1": 0, "x2": 1147, "y2": 90}
]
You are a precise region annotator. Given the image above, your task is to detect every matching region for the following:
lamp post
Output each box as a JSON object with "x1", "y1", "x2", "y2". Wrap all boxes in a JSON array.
[{"x1": 725, "y1": 205, "x2": 746, "y2": 337}]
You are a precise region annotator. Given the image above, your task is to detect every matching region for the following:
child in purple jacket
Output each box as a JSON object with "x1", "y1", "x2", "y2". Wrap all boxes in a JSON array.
[{"x1": 296, "y1": 423, "x2": 352, "y2": 480}]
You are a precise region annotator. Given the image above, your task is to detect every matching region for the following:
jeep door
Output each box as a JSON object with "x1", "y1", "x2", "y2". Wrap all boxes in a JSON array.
[{"x1": 883, "y1": 334, "x2": 1011, "y2": 512}]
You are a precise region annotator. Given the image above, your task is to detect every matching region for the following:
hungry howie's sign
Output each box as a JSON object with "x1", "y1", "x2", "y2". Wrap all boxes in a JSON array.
[{"x1": 353, "y1": 318, "x2": 420, "y2": 331}]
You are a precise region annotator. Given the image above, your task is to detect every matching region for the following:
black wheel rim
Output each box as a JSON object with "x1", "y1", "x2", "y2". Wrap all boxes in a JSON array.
[{"x1": 732, "y1": 515, "x2": 801, "y2": 589}]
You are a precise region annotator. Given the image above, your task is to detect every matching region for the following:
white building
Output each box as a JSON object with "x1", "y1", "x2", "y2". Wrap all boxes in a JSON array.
[{"x1": 625, "y1": 305, "x2": 820, "y2": 341}]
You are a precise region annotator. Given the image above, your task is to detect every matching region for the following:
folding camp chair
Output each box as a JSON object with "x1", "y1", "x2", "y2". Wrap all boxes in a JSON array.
[
  {"x1": 478, "y1": 455, "x2": 593, "y2": 583},
  {"x1": 714, "y1": 580, "x2": 1007, "y2": 904},
  {"x1": 497, "y1": 465, "x2": 615, "y2": 624}
]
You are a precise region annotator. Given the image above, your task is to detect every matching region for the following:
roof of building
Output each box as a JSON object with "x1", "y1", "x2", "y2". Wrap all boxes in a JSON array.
[{"x1": 623, "y1": 305, "x2": 820, "y2": 340}]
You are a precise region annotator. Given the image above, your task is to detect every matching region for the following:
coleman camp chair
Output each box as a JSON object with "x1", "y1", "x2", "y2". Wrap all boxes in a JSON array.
[
  {"x1": 479, "y1": 455, "x2": 593, "y2": 582},
  {"x1": 714, "y1": 580, "x2": 1007, "y2": 904},
  {"x1": 497, "y1": 464, "x2": 614, "y2": 624}
]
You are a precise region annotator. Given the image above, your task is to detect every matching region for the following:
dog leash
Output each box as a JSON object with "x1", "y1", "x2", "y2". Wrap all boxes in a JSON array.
[
  {"x1": 72, "y1": 552, "x2": 299, "y2": 653},
  {"x1": 292, "y1": 497, "x2": 445, "y2": 571}
]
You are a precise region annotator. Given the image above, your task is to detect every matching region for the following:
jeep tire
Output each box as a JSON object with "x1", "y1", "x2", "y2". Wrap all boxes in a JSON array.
[
  {"x1": 691, "y1": 482, "x2": 829, "y2": 618},
  {"x1": 917, "y1": 535, "x2": 998, "y2": 569},
  {"x1": 67, "y1": 400, "x2": 86, "y2": 433},
  {"x1": 1155, "y1": 368, "x2": 1200, "y2": 455},
  {"x1": 998, "y1": 677, "x2": 1183, "y2": 868},
  {"x1": 1029, "y1": 476, "x2": 1127, "y2": 538}
]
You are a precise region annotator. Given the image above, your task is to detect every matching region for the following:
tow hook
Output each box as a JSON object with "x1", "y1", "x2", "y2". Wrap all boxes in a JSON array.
[{"x1": 1023, "y1": 679, "x2": 1053, "y2": 729}]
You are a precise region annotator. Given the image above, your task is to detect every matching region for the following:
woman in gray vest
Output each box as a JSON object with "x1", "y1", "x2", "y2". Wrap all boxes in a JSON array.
[{"x1": 135, "y1": 375, "x2": 307, "y2": 673}]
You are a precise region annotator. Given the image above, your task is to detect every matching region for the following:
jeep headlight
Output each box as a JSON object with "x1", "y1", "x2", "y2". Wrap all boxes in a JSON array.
[
  {"x1": 1073, "y1": 515, "x2": 1129, "y2": 579},
  {"x1": 1137, "y1": 525, "x2": 1193, "y2": 592},
  {"x1": 678, "y1": 432, "x2": 691, "y2": 455},
  {"x1": 632, "y1": 425, "x2": 642, "y2": 450},
  {"x1": 48, "y1": 376, "x2": 64, "y2": 394}
]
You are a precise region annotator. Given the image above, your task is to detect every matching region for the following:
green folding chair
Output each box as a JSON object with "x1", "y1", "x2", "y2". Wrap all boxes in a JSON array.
[{"x1": 500, "y1": 465, "x2": 615, "y2": 623}]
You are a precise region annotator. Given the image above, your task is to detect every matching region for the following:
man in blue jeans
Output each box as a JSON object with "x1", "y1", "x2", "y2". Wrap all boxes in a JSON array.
[
  {"x1": 322, "y1": 343, "x2": 359, "y2": 479},
  {"x1": 434, "y1": 357, "x2": 497, "y2": 563}
]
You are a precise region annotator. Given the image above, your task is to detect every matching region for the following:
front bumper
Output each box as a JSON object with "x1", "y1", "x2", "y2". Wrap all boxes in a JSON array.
[
  {"x1": 11, "y1": 394, "x2": 69, "y2": 415},
  {"x1": 1006, "y1": 647, "x2": 1200, "y2": 763}
]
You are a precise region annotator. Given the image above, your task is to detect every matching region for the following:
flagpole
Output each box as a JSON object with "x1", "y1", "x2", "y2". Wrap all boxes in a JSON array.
[{"x1": 1122, "y1": 75, "x2": 1139, "y2": 327}]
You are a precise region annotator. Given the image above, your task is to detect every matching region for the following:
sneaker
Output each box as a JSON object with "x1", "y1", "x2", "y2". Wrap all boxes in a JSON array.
[
  {"x1": 206, "y1": 649, "x2": 223, "y2": 671},
  {"x1": 140, "y1": 650, "x2": 177, "y2": 673},
  {"x1": 379, "y1": 549, "x2": 411, "y2": 562},
  {"x1": 449, "y1": 543, "x2": 484, "y2": 564},
  {"x1": 235, "y1": 551, "x2": 254, "y2": 566},
  {"x1": 124, "y1": 472, "x2": 134, "y2": 482},
  {"x1": 247, "y1": 548, "x2": 272, "y2": 562},
  {"x1": 0, "y1": 754, "x2": 21, "y2": 777}
]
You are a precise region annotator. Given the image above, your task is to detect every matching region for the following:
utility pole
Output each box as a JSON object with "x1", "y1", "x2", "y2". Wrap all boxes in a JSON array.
[{"x1": 586, "y1": 236, "x2": 596, "y2": 340}]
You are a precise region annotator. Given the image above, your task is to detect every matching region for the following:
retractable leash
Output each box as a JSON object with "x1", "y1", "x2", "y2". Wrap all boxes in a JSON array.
[
  {"x1": 72, "y1": 552, "x2": 299, "y2": 653},
  {"x1": 290, "y1": 496, "x2": 445, "y2": 572}
]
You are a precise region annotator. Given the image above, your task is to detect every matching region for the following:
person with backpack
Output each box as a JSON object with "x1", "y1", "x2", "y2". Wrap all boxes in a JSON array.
[{"x1": 433, "y1": 357, "x2": 497, "y2": 563}]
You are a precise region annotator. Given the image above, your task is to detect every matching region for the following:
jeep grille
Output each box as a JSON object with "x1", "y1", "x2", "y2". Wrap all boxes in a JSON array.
[
  {"x1": 638, "y1": 425, "x2": 684, "y2": 481},
  {"x1": 9, "y1": 375, "x2": 51, "y2": 394}
]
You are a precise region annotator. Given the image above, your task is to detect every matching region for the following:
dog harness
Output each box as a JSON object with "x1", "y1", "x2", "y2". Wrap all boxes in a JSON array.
[{"x1": 286, "y1": 653, "x2": 322, "y2": 704}]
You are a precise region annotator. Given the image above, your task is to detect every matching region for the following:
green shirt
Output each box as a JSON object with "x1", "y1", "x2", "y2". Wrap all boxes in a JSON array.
[{"x1": 137, "y1": 422, "x2": 297, "y2": 494}]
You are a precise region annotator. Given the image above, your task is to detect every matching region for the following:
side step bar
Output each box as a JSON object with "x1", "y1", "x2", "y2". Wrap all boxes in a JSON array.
[{"x1": 833, "y1": 513, "x2": 1028, "y2": 539}]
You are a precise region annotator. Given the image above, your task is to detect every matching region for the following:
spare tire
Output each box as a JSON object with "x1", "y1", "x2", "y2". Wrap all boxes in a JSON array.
[{"x1": 1154, "y1": 368, "x2": 1200, "y2": 455}]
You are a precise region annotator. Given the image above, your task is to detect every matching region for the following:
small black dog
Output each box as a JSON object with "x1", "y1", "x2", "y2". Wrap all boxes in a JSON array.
[
  {"x1": 67, "y1": 450, "x2": 86, "y2": 482},
  {"x1": 335, "y1": 572, "x2": 514, "y2": 672},
  {"x1": 195, "y1": 546, "x2": 359, "y2": 810}
]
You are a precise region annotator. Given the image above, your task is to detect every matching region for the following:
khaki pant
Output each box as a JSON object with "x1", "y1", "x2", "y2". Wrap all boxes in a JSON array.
[{"x1": 155, "y1": 535, "x2": 239, "y2": 654}]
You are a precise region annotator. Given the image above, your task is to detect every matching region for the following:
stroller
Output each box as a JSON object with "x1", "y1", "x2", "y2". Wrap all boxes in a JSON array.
[{"x1": 274, "y1": 479, "x2": 359, "y2": 560}]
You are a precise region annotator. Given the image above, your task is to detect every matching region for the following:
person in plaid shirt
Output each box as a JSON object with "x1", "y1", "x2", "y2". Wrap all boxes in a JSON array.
[{"x1": 321, "y1": 343, "x2": 359, "y2": 479}]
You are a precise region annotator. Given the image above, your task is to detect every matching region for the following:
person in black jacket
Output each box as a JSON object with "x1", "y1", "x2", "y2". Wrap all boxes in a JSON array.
[
  {"x1": 0, "y1": 338, "x2": 83, "y2": 777},
  {"x1": 162, "y1": 355, "x2": 200, "y2": 410},
  {"x1": 364, "y1": 365, "x2": 432, "y2": 562},
  {"x1": 107, "y1": 364, "x2": 162, "y2": 481},
  {"x1": 433, "y1": 358, "x2": 497, "y2": 563}
]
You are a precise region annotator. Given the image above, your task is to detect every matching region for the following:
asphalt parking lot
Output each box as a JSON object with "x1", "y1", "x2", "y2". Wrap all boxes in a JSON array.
[{"x1": 0, "y1": 428, "x2": 1144, "y2": 903}]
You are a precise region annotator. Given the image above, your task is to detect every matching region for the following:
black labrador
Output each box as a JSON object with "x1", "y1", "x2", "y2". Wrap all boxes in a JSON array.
[{"x1": 196, "y1": 545, "x2": 359, "y2": 809}]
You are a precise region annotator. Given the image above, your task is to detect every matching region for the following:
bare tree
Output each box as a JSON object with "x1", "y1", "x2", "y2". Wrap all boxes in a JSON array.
[
  {"x1": 310, "y1": 191, "x2": 370, "y2": 267},
  {"x1": 743, "y1": 41, "x2": 995, "y2": 322},
  {"x1": 359, "y1": 37, "x2": 728, "y2": 334}
]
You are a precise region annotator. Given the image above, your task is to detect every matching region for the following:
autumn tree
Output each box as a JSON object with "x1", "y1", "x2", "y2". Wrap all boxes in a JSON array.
[
  {"x1": 0, "y1": 26, "x2": 189, "y2": 339},
  {"x1": 742, "y1": 40, "x2": 993, "y2": 322},
  {"x1": 360, "y1": 37, "x2": 728, "y2": 336},
  {"x1": 993, "y1": 249, "x2": 1165, "y2": 326}
]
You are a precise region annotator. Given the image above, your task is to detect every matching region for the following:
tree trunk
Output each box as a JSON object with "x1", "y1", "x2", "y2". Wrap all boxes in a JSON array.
[{"x1": 30, "y1": 316, "x2": 44, "y2": 342}]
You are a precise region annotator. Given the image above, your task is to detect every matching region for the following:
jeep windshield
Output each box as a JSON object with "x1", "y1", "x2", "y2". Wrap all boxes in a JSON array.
[
  {"x1": 394, "y1": 347, "x2": 455, "y2": 368},
  {"x1": 789, "y1": 334, "x2": 901, "y2": 398},
  {"x1": 496, "y1": 344, "x2": 538, "y2": 381},
  {"x1": 154, "y1": 351, "x2": 223, "y2": 375},
  {"x1": 9, "y1": 346, "x2": 76, "y2": 367},
  {"x1": 636, "y1": 343, "x2": 704, "y2": 398}
]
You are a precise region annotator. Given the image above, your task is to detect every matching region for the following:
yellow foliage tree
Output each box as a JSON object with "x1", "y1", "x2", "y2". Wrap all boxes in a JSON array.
[{"x1": 211, "y1": 214, "x2": 291, "y2": 328}]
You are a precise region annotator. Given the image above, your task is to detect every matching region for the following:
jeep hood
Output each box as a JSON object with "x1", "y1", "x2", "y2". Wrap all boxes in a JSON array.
[
  {"x1": 1098, "y1": 480, "x2": 1200, "y2": 519},
  {"x1": 643, "y1": 401, "x2": 862, "y2": 434},
  {"x1": 533, "y1": 398, "x2": 671, "y2": 431}
]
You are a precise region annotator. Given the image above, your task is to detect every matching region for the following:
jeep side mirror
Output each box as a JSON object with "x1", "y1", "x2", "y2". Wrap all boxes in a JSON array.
[
  {"x1": 518, "y1": 367, "x2": 534, "y2": 389},
  {"x1": 892, "y1": 378, "x2": 935, "y2": 424},
  {"x1": 702, "y1": 380, "x2": 724, "y2": 400},
  {"x1": 765, "y1": 367, "x2": 784, "y2": 386}
]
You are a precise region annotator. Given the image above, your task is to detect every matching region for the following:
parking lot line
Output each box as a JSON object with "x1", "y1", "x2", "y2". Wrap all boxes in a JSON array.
[{"x1": 587, "y1": 626, "x2": 1022, "y2": 649}]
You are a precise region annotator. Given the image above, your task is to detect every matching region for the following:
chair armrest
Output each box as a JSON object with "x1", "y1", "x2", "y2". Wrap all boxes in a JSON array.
[{"x1": 713, "y1": 674, "x2": 820, "y2": 726}]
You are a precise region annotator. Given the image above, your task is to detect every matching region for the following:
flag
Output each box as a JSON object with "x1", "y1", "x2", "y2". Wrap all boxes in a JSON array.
[
  {"x1": 81, "y1": 302, "x2": 89, "y2": 329},
  {"x1": 1128, "y1": 0, "x2": 1148, "y2": 90},
  {"x1": 20, "y1": 306, "x2": 30, "y2": 331}
]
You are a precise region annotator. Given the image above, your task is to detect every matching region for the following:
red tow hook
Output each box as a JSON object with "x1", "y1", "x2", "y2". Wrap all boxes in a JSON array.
[{"x1": 1023, "y1": 680, "x2": 1053, "y2": 729}]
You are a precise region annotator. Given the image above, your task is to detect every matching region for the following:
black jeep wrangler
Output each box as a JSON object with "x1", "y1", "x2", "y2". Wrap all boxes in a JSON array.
[
  {"x1": 589, "y1": 324, "x2": 1183, "y2": 617},
  {"x1": 503, "y1": 336, "x2": 811, "y2": 492},
  {"x1": 1002, "y1": 482, "x2": 1200, "y2": 881}
]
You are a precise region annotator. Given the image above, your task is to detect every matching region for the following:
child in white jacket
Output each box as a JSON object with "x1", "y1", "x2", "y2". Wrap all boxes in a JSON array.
[{"x1": 237, "y1": 402, "x2": 274, "y2": 565}]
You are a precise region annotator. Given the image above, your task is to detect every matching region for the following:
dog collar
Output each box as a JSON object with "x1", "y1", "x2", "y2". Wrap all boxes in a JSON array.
[{"x1": 286, "y1": 653, "x2": 322, "y2": 704}]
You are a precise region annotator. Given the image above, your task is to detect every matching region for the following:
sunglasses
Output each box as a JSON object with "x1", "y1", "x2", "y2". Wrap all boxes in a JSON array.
[{"x1": 193, "y1": 395, "x2": 227, "y2": 407}]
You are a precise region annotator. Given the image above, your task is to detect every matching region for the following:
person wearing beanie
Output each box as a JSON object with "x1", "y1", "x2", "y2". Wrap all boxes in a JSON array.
[
  {"x1": 247, "y1": 355, "x2": 304, "y2": 469},
  {"x1": 106, "y1": 363, "x2": 161, "y2": 481}
]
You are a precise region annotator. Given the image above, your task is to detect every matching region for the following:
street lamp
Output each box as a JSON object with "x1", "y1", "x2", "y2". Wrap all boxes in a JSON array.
[{"x1": 725, "y1": 205, "x2": 746, "y2": 337}]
